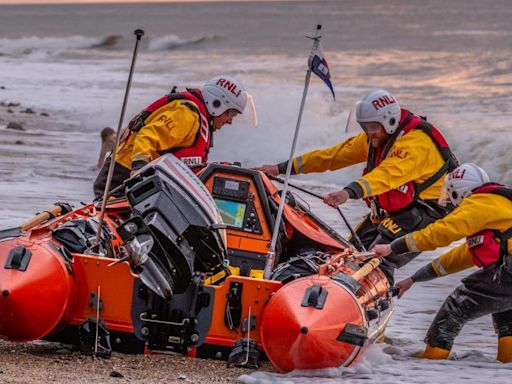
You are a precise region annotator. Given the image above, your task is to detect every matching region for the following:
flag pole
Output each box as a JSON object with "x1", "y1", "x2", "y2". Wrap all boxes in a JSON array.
[{"x1": 263, "y1": 25, "x2": 323, "y2": 279}]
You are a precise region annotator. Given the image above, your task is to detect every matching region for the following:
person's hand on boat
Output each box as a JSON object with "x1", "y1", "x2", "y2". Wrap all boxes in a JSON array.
[
  {"x1": 255, "y1": 164, "x2": 280, "y2": 176},
  {"x1": 394, "y1": 277, "x2": 414, "y2": 299},
  {"x1": 323, "y1": 189, "x2": 349, "y2": 208},
  {"x1": 370, "y1": 244, "x2": 392, "y2": 258}
]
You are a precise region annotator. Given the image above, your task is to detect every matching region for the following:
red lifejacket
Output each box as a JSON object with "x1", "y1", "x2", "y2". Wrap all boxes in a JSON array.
[
  {"x1": 466, "y1": 183, "x2": 512, "y2": 268},
  {"x1": 128, "y1": 88, "x2": 212, "y2": 169},
  {"x1": 364, "y1": 109, "x2": 457, "y2": 213}
]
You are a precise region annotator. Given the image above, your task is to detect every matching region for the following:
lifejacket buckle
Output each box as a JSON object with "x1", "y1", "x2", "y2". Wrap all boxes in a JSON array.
[{"x1": 370, "y1": 199, "x2": 386, "y2": 224}]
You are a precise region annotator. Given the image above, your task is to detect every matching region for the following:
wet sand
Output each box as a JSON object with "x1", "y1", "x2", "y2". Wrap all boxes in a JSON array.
[{"x1": 0, "y1": 339, "x2": 270, "y2": 383}]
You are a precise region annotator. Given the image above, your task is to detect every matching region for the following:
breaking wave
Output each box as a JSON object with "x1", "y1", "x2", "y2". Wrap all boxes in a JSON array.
[
  {"x1": 0, "y1": 34, "x2": 221, "y2": 56},
  {"x1": 0, "y1": 34, "x2": 124, "y2": 55},
  {"x1": 147, "y1": 34, "x2": 222, "y2": 50},
  {"x1": 90, "y1": 35, "x2": 124, "y2": 49}
]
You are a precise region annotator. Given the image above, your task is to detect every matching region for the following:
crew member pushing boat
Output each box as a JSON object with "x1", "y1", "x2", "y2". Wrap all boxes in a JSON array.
[
  {"x1": 373, "y1": 163, "x2": 512, "y2": 363},
  {"x1": 257, "y1": 89, "x2": 458, "y2": 284}
]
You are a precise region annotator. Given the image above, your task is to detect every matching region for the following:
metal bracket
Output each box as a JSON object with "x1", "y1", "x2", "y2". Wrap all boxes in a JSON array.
[
  {"x1": 139, "y1": 312, "x2": 190, "y2": 326},
  {"x1": 241, "y1": 316, "x2": 257, "y2": 332},
  {"x1": 89, "y1": 293, "x2": 103, "y2": 312}
]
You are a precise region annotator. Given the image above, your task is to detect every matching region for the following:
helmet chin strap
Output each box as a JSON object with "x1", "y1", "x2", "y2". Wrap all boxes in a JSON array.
[
  {"x1": 246, "y1": 92, "x2": 258, "y2": 128},
  {"x1": 209, "y1": 119, "x2": 214, "y2": 147}
]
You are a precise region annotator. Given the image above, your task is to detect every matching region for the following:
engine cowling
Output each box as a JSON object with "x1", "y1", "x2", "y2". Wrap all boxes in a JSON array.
[{"x1": 120, "y1": 154, "x2": 227, "y2": 298}]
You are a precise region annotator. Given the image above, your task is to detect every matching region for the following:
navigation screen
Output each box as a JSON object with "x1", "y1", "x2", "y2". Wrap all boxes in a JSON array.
[
  {"x1": 214, "y1": 198, "x2": 246, "y2": 228},
  {"x1": 224, "y1": 180, "x2": 240, "y2": 190}
]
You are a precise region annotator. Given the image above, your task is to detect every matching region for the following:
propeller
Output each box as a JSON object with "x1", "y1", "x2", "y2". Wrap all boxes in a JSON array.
[{"x1": 124, "y1": 234, "x2": 174, "y2": 300}]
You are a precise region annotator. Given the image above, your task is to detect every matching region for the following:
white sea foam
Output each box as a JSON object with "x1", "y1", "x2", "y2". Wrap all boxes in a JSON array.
[
  {"x1": 0, "y1": 35, "x2": 112, "y2": 55},
  {"x1": 147, "y1": 34, "x2": 221, "y2": 51}
]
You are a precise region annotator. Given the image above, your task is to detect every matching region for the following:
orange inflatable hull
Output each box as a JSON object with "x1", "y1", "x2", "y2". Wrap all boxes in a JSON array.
[
  {"x1": 260, "y1": 270, "x2": 391, "y2": 372},
  {"x1": 0, "y1": 161, "x2": 392, "y2": 372},
  {"x1": 0, "y1": 239, "x2": 75, "y2": 341}
]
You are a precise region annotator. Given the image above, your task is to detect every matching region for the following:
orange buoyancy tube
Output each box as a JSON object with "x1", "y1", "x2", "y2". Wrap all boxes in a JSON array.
[
  {"x1": 467, "y1": 183, "x2": 512, "y2": 268},
  {"x1": 0, "y1": 235, "x2": 76, "y2": 341},
  {"x1": 364, "y1": 109, "x2": 457, "y2": 213},
  {"x1": 260, "y1": 261, "x2": 390, "y2": 372}
]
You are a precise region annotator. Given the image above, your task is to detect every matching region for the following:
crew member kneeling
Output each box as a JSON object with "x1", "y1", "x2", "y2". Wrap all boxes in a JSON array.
[{"x1": 373, "y1": 163, "x2": 512, "y2": 362}]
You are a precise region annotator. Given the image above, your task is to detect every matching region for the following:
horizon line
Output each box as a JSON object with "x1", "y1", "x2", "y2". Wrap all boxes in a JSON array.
[{"x1": 0, "y1": 0, "x2": 301, "y2": 4}]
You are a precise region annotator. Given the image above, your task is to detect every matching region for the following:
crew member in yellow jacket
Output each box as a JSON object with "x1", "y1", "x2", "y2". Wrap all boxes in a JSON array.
[
  {"x1": 94, "y1": 75, "x2": 248, "y2": 198},
  {"x1": 372, "y1": 163, "x2": 512, "y2": 363},
  {"x1": 258, "y1": 89, "x2": 458, "y2": 283}
]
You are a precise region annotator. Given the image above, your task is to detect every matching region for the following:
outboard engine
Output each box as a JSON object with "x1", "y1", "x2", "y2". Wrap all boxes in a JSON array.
[{"x1": 118, "y1": 154, "x2": 227, "y2": 300}]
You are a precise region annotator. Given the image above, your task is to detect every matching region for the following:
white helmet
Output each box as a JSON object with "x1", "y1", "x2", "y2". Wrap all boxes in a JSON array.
[
  {"x1": 201, "y1": 75, "x2": 247, "y2": 117},
  {"x1": 444, "y1": 163, "x2": 490, "y2": 206},
  {"x1": 356, "y1": 89, "x2": 401, "y2": 134}
]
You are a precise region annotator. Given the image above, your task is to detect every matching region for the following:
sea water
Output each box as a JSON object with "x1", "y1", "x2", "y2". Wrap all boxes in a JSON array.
[{"x1": 1, "y1": 1, "x2": 512, "y2": 382}]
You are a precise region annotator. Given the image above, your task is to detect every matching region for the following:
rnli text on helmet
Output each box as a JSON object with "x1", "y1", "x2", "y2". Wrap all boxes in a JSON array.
[
  {"x1": 216, "y1": 78, "x2": 242, "y2": 98},
  {"x1": 371, "y1": 95, "x2": 397, "y2": 110},
  {"x1": 450, "y1": 169, "x2": 466, "y2": 180}
]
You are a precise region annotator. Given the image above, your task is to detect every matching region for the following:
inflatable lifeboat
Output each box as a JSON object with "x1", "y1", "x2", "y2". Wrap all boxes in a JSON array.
[{"x1": 0, "y1": 154, "x2": 393, "y2": 372}]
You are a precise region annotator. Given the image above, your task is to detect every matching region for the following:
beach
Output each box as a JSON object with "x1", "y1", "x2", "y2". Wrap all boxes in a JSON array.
[{"x1": 0, "y1": 338, "x2": 269, "y2": 383}]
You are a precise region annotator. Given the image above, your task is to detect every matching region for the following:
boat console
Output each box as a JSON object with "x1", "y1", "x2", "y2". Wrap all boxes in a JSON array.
[{"x1": 199, "y1": 164, "x2": 275, "y2": 277}]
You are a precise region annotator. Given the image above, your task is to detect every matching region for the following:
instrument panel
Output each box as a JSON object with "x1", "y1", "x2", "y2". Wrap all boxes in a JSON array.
[
  {"x1": 200, "y1": 165, "x2": 274, "y2": 272},
  {"x1": 212, "y1": 177, "x2": 262, "y2": 234}
]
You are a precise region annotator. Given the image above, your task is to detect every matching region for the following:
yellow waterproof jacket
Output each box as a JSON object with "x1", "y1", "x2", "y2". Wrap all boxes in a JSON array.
[
  {"x1": 292, "y1": 129, "x2": 446, "y2": 200},
  {"x1": 395, "y1": 193, "x2": 512, "y2": 277},
  {"x1": 116, "y1": 100, "x2": 202, "y2": 170}
]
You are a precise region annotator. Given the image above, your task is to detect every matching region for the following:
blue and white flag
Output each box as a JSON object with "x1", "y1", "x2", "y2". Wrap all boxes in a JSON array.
[{"x1": 309, "y1": 41, "x2": 335, "y2": 100}]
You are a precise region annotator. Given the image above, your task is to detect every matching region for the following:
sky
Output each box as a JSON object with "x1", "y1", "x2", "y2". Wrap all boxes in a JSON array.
[{"x1": 0, "y1": 0, "x2": 264, "y2": 4}]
